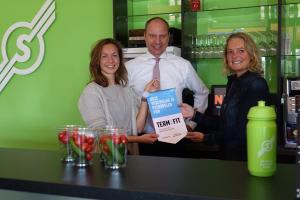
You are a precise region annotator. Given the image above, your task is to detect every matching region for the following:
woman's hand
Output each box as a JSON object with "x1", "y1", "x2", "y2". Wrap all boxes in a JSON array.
[
  {"x1": 178, "y1": 103, "x2": 195, "y2": 118},
  {"x1": 144, "y1": 79, "x2": 160, "y2": 93},
  {"x1": 137, "y1": 79, "x2": 159, "y2": 134},
  {"x1": 185, "y1": 132, "x2": 204, "y2": 142},
  {"x1": 140, "y1": 133, "x2": 159, "y2": 144}
]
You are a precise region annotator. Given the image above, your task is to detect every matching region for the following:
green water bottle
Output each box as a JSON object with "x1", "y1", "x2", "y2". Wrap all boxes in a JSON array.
[{"x1": 247, "y1": 101, "x2": 277, "y2": 177}]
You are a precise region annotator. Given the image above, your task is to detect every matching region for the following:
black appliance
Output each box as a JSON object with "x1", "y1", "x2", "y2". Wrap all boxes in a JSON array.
[{"x1": 283, "y1": 76, "x2": 300, "y2": 148}]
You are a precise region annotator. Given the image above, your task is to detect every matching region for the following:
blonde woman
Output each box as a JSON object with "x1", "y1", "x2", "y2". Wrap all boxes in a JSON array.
[{"x1": 179, "y1": 32, "x2": 270, "y2": 161}]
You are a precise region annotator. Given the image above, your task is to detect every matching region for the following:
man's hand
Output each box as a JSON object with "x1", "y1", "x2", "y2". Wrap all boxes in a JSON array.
[
  {"x1": 178, "y1": 103, "x2": 194, "y2": 118},
  {"x1": 185, "y1": 132, "x2": 204, "y2": 142}
]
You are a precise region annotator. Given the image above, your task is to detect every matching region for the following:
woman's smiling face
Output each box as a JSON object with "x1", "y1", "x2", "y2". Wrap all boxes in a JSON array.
[
  {"x1": 100, "y1": 44, "x2": 120, "y2": 78},
  {"x1": 226, "y1": 38, "x2": 251, "y2": 77}
]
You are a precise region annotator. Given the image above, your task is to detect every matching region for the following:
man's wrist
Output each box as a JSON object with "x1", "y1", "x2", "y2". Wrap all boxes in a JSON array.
[{"x1": 190, "y1": 108, "x2": 197, "y2": 120}]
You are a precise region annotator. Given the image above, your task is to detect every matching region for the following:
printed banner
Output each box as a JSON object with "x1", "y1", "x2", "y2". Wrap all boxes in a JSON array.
[{"x1": 148, "y1": 88, "x2": 187, "y2": 144}]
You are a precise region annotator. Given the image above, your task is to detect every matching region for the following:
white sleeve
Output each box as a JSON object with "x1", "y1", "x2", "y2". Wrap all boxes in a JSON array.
[
  {"x1": 184, "y1": 61, "x2": 209, "y2": 129},
  {"x1": 184, "y1": 61, "x2": 209, "y2": 113}
]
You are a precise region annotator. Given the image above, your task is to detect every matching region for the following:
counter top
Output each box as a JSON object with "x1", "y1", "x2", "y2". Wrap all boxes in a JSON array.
[{"x1": 0, "y1": 148, "x2": 296, "y2": 200}]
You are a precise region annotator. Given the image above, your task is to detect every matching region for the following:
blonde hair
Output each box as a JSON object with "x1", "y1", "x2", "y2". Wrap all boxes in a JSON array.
[{"x1": 222, "y1": 32, "x2": 263, "y2": 76}]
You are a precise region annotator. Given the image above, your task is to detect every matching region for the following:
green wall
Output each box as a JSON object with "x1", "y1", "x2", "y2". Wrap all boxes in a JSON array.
[{"x1": 0, "y1": 0, "x2": 113, "y2": 150}]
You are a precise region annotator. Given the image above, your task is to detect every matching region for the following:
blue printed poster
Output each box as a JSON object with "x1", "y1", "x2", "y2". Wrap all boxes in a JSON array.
[{"x1": 147, "y1": 88, "x2": 187, "y2": 144}]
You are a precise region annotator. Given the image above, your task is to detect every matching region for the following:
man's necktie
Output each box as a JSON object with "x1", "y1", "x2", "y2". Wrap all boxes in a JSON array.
[
  {"x1": 149, "y1": 58, "x2": 161, "y2": 130},
  {"x1": 153, "y1": 58, "x2": 161, "y2": 90}
]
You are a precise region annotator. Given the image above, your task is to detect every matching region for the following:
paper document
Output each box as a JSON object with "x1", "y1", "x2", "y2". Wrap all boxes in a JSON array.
[{"x1": 147, "y1": 88, "x2": 187, "y2": 144}]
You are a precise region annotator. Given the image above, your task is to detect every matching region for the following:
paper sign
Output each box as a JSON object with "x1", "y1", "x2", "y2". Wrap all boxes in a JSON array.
[{"x1": 147, "y1": 88, "x2": 187, "y2": 144}]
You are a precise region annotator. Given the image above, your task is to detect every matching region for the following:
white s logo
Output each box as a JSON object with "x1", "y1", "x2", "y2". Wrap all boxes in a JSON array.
[{"x1": 0, "y1": 0, "x2": 55, "y2": 92}]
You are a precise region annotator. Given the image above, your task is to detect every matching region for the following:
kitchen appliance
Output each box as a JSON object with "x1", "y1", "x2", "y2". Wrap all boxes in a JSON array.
[
  {"x1": 282, "y1": 76, "x2": 300, "y2": 148},
  {"x1": 295, "y1": 95, "x2": 300, "y2": 199}
]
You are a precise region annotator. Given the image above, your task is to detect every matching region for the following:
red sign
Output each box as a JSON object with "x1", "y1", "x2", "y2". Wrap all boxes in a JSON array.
[{"x1": 189, "y1": 0, "x2": 201, "y2": 11}]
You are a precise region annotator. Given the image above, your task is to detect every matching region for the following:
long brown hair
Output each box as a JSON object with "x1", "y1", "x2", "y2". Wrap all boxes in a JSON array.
[
  {"x1": 222, "y1": 32, "x2": 263, "y2": 76},
  {"x1": 89, "y1": 38, "x2": 128, "y2": 87}
]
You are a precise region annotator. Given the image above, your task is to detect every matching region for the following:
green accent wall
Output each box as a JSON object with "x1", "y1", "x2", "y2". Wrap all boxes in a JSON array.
[{"x1": 0, "y1": 0, "x2": 113, "y2": 150}]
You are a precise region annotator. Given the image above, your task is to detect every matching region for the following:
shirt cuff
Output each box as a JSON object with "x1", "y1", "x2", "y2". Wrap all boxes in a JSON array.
[{"x1": 186, "y1": 120, "x2": 197, "y2": 130}]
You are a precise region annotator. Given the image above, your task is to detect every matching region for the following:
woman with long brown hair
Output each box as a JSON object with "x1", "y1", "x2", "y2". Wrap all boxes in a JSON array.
[{"x1": 78, "y1": 38, "x2": 159, "y2": 155}]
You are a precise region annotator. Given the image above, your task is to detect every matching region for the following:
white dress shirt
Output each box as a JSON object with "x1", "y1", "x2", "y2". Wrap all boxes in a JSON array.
[{"x1": 126, "y1": 51, "x2": 209, "y2": 133}]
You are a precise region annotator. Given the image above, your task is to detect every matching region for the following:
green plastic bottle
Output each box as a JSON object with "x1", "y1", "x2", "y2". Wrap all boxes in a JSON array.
[{"x1": 247, "y1": 101, "x2": 277, "y2": 177}]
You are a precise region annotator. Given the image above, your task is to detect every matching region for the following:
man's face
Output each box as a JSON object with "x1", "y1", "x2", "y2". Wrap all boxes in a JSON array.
[{"x1": 144, "y1": 19, "x2": 170, "y2": 58}]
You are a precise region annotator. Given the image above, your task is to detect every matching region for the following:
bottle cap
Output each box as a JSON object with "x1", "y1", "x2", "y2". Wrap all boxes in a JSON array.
[{"x1": 247, "y1": 101, "x2": 276, "y2": 120}]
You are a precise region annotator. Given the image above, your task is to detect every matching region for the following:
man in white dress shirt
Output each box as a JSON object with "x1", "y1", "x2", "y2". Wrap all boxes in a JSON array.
[{"x1": 125, "y1": 17, "x2": 209, "y2": 157}]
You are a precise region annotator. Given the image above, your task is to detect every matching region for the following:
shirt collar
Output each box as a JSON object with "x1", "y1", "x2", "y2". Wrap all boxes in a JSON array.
[{"x1": 146, "y1": 51, "x2": 167, "y2": 60}]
